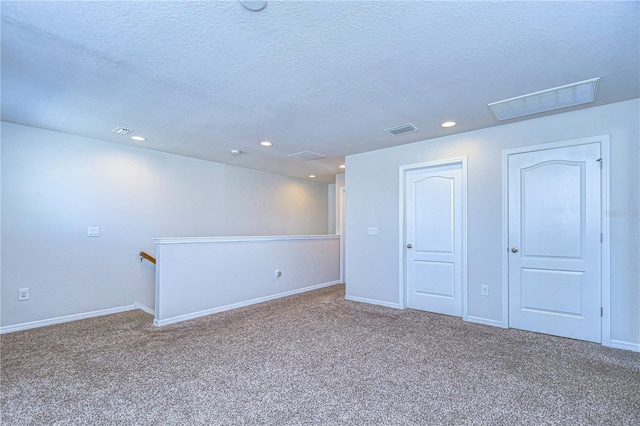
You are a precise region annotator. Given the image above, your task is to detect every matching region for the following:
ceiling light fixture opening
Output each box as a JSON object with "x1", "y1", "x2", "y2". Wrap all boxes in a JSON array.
[
  {"x1": 131, "y1": 136, "x2": 147, "y2": 141},
  {"x1": 308, "y1": 175, "x2": 316, "y2": 178},
  {"x1": 339, "y1": 164, "x2": 346, "y2": 169},
  {"x1": 441, "y1": 121, "x2": 456, "y2": 128},
  {"x1": 230, "y1": 149, "x2": 241, "y2": 155},
  {"x1": 260, "y1": 141, "x2": 273, "y2": 147},
  {"x1": 488, "y1": 77, "x2": 600, "y2": 121}
]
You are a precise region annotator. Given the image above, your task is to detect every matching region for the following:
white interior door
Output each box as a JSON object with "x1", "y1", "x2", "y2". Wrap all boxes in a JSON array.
[
  {"x1": 508, "y1": 143, "x2": 601, "y2": 343},
  {"x1": 406, "y1": 163, "x2": 463, "y2": 317}
]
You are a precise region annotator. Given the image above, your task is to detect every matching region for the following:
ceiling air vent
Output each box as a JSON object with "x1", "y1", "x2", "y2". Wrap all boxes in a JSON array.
[
  {"x1": 288, "y1": 151, "x2": 327, "y2": 161},
  {"x1": 488, "y1": 77, "x2": 600, "y2": 121},
  {"x1": 112, "y1": 127, "x2": 134, "y2": 135},
  {"x1": 385, "y1": 123, "x2": 418, "y2": 136}
]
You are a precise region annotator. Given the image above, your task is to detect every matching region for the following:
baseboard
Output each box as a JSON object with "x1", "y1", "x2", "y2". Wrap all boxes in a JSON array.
[
  {"x1": 134, "y1": 302, "x2": 155, "y2": 316},
  {"x1": 154, "y1": 280, "x2": 341, "y2": 327},
  {"x1": 466, "y1": 315, "x2": 507, "y2": 328},
  {"x1": 0, "y1": 305, "x2": 135, "y2": 334},
  {"x1": 344, "y1": 295, "x2": 402, "y2": 310},
  {"x1": 610, "y1": 339, "x2": 640, "y2": 352}
]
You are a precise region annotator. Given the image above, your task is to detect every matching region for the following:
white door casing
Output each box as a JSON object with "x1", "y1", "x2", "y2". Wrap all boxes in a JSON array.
[
  {"x1": 401, "y1": 159, "x2": 467, "y2": 317},
  {"x1": 507, "y1": 142, "x2": 603, "y2": 343}
]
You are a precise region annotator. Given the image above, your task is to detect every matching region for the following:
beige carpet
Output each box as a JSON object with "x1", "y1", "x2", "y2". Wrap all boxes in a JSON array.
[{"x1": 1, "y1": 284, "x2": 639, "y2": 425}]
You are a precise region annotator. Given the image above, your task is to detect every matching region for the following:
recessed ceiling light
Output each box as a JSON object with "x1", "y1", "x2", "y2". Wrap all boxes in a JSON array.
[
  {"x1": 308, "y1": 175, "x2": 316, "y2": 178},
  {"x1": 230, "y1": 149, "x2": 241, "y2": 155},
  {"x1": 131, "y1": 136, "x2": 147, "y2": 141},
  {"x1": 260, "y1": 141, "x2": 273, "y2": 147},
  {"x1": 441, "y1": 121, "x2": 456, "y2": 128},
  {"x1": 339, "y1": 165, "x2": 346, "y2": 169}
]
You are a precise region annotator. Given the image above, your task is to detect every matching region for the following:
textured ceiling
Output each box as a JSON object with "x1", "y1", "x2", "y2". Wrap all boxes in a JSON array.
[{"x1": 2, "y1": 1, "x2": 639, "y2": 183}]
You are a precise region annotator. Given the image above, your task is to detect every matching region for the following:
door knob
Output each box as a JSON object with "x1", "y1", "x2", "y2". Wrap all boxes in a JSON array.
[
  {"x1": 407, "y1": 244, "x2": 413, "y2": 249},
  {"x1": 511, "y1": 247, "x2": 518, "y2": 253}
]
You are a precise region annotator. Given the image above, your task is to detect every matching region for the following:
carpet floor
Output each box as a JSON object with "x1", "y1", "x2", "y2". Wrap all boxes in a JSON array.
[{"x1": 1, "y1": 284, "x2": 639, "y2": 425}]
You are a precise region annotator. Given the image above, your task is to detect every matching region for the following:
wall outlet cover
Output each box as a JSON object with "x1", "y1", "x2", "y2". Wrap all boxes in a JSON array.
[{"x1": 18, "y1": 288, "x2": 29, "y2": 301}]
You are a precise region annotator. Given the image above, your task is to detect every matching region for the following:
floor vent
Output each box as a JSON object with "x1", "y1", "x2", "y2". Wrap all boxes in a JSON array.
[{"x1": 385, "y1": 123, "x2": 418, "y2": 136}]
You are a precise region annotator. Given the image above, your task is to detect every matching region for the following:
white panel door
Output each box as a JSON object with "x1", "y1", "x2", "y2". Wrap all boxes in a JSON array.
[
  {"x1": 406, "y1": 163, "x2": 462, "y2": 316},
  {"x1": 508, "y1": 143, "x2": 601, "y2": 342}
]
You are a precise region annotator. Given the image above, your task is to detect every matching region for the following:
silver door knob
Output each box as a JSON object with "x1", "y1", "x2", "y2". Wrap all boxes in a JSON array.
[
  {"x1": 511, "y1": 247, "x2": 518, "y2": 253},
  {"x1": 407, "y1": 244, "x2": 413, "y2": 249}
]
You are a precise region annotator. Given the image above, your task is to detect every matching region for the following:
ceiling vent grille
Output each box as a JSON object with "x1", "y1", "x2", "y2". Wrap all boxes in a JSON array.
[
  {"x1": 385, "y1": 123, "x2": 418, "y2": 136},
  {"x1": 488, "y1": 77, "x2": 600, "y2": 121},
  {"x1": 288, "y1": 151, "x2": 327, "y2": 161},
  {"x1": 112, "y1": 127, "x2": 134, "y2": 135}
]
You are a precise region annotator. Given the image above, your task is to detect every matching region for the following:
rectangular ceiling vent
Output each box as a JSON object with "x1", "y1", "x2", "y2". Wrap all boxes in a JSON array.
[
  {"x1": 488, "y1": 77, "x2": 600, "y2": 121},
  {"x1": 385, "y1": 123, "x2": 418, "y2": 136},
  {"x1": 288, "y1": 151, "x2": 327, "y2": 161},
  {"x1": 112, "y1": 127, "x2": 134, "y2": 135}
]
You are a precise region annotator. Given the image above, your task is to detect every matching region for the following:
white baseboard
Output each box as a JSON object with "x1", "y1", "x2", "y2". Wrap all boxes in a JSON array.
[
  {"x1": 610, "y1": 339, "x2": 640, "y2": 352},
  {"x1": 134, "y1": 302, "x2": 155, "y2": 316},
  {"x1": 154, "y1": 280, "x2": 341, "y2": 327},
  {"x1": 0, "y1": 305, "x2": 135, "y2": 334},
  {"x1": 344, "y1": 295, "x2": 402, "y2": 310},
  {"x1": 466, "y1": 315, "x2": 507, "y2": 328}
]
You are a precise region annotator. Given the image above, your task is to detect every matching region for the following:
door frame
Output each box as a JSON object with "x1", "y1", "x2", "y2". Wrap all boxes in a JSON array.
[
  {"x1": 501, "y1": 135, "x2": 611, "y2": 346},
  {"x1": 398, "y1": 157, "x2": 468, "y2": 319}
]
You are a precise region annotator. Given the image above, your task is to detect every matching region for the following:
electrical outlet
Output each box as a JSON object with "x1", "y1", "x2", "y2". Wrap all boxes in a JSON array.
[
  {"x1": 18, "y1": 288, "x2": 29, "y2": 301},
  {"x1": 87, "y1": 227, "x2": 100, "y2": 237},
  {"x1": 481, "y1": 285, "x2": 489, "y2": 296},
  {"x1": 275, "y1": 270, "x2": 282, "y2": 278}
]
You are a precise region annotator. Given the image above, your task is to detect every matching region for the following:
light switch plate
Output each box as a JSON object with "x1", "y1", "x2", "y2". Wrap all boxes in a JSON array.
[
  {"x1": 88, "y1": 227, "x2": 100, "y2": 237},
  {"x1": 367, "y1": 227, "x2": 378, "y2": 236}
]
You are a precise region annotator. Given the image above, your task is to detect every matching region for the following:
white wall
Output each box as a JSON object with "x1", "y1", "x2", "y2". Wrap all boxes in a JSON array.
[
  {"x1": 1, "y1": 122, "x2": 328, "y2": 328},
  {"x1": 328, "y1": 174, "x2": 346, "y2": 235},
  {"x1": 335, "y1": 173, "x2": 345, "y2": 232},
  {"x1": 346, "y1": 99, "x2": 640, "y2": 347},
  {"x1": 328, "y1": 183, "x2": 336, "y2": 234},
  {"x1": 154, "y1": 235, "x2": 339, "y2": 325}
]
